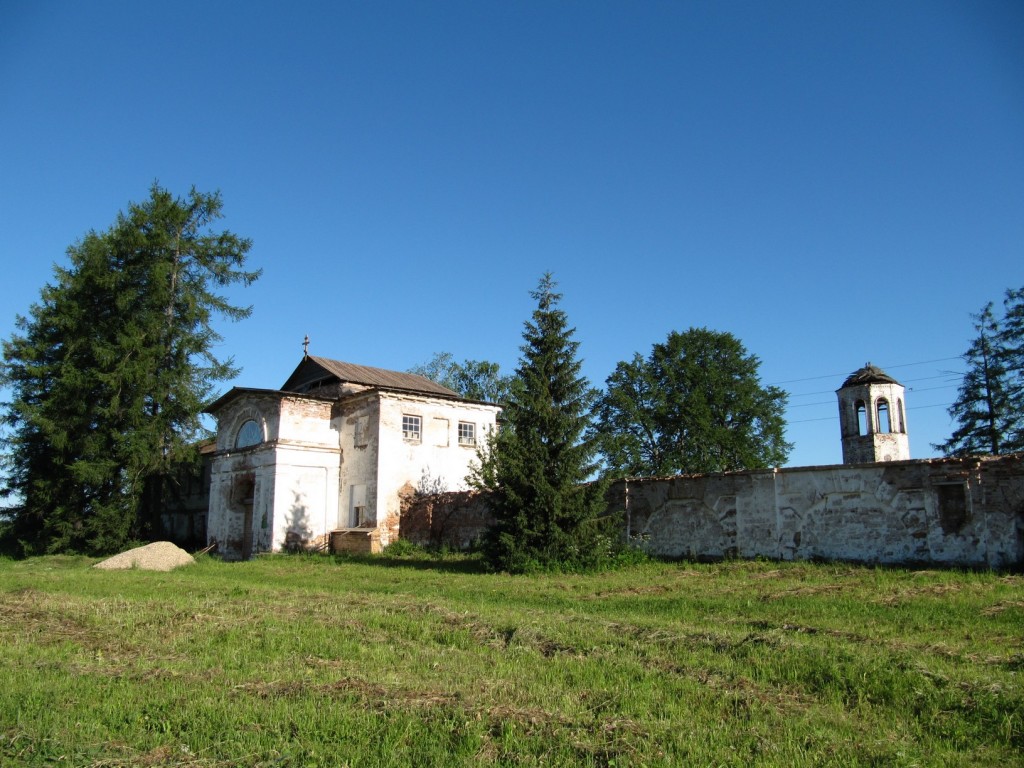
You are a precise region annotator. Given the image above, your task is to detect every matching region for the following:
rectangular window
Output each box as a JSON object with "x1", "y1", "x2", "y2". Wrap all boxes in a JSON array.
[
  {"x1": 936, "y1": 483, "x2": 968, "y2": 533},
  {"x1": 402, "y1": 414, "x2": 422, "y2": 442},
  {"x1": 349, "y1": 484, "x2": 368, "y2": 527},
  {"x1": 433, "y1": 417, "x2": 449, "y2": 446},
  {"x1": 353, "y1": 415, "x2": 369, "y2": 447},
  {"x1": 458, "y1": 421, "x2": 476, "y2": 446}
]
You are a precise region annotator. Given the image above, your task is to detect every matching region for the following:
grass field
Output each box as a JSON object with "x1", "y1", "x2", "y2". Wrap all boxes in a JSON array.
[{"x1": 0, "y1": 551, "x2": 1021, "y2": 767}]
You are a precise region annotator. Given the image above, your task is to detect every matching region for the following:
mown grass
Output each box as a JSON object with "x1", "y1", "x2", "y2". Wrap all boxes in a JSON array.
[{"x1": 0, "y1": 552, "x2": 1021, "y2": 767}]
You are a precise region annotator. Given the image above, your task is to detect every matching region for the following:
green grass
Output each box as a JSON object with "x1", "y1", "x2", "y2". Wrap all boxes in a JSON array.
[{"x1": 0, "y1": 553, "x2": 1021, "y2": 767}]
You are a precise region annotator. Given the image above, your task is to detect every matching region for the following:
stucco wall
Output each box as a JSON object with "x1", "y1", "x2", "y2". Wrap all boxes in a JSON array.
[
  {"x1": 270, "y1": 448, "x2": 338, "y2": 550},
  {"x1": 209, "y1": 387, "x2": 501, "y2": 556},
  {"x1": 619, "y1": 455, "x2": 1024, "y2": 567},
  {"x1": 209, "y1": 393, "x2": 342, "y2": 557},
  {"x1": 401, "y1": 455, "x2": 1024, "y2": 568},
  {"x1": 838, "y1": 380, "x2": 910, "y2": 463},
  {"x1": 375, "y1": 394, "x2": 498, "y2": 545},
  {"x1": 277, "y1": 396, "x2": 337, "y2": 446},
  {"x1": 336, "y1": 393, "x2": 380, "y2": 529},
  {"x1": 207, "y1": 449, "x2": 277, "y2": 558}
]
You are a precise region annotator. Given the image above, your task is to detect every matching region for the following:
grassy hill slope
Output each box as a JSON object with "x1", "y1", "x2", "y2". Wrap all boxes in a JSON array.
[{"x1": 1, "y1": 552, "x2": 1021, "y2": 766}]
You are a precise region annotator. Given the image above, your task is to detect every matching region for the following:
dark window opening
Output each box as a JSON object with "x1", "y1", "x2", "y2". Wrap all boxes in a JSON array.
[
  {"x1": 855, "y1": 400, "x2": 868, "y2": 436},
  {"x1": 936, "y1": 483, "x2": 968, "y2": 534},
  {"x1": 877, "y1": 399, "x2": 891, "y2": 433}
]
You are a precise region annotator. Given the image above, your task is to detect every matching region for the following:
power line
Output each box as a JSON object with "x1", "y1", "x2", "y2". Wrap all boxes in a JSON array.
[
  {"x1": 770, "y1": 356, "x2": 963, "y2": 386},
  {"x1": 904, "y1": 373, "x2": 965, "y2": 383},
  {"x1": 788, "y1": 401, "x2": 954, "y2": 424},
  {"x1": 786, "y1": 376, "x2": 962, "y2": 399},
  {"x1": 907, "y1": 384, "x2": 961, "y2": 394},
  {"x1": 786, "y1": 384, "x2": 959, "y2": 409},
  {"x1": 787, "y1": 372, "x2": 965, "y2": 399}
]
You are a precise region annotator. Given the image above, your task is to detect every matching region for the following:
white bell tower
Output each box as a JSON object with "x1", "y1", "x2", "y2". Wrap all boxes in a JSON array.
[{"x1": 836, "y1": 364, "x2": 910, "y2": 463}]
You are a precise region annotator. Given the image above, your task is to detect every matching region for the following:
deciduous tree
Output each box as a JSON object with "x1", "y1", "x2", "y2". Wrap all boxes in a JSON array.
[
  {"x1": 410, "y1": 352, "x2": 512, "y2": 403},
  {"x1": 594, "y1": 328, "x2": 791, "y2": 476},
  {"x1": 1, "y1": 185, "x2": 258, "y2": 554}
]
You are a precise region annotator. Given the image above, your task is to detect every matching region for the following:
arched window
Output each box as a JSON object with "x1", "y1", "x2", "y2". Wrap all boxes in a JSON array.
[
  {"x1": 898, "y1": 399, "x2": 906, "y2": 433},
  {"x1": 235, "y1": 419, "x2": 262, "y2": 449},
  {"x1": 855, "y1": 400, "x2": 868, "y2": 436},
  {"x1": 876, "y1": 398, "x2": 891, "y2": 433}
]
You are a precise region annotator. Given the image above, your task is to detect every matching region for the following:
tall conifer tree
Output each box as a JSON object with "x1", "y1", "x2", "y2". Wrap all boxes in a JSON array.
[
  {"x1": 1, "y1": 185, "x2": 258, "y2": 554},
  {"x1": 471, "y1": 274, "x2": 613, "y2": 572},
  {"x1": 936, "y1": 300, "x2": 1019, "y2": 457},
  {"x1": 999, "y1": 286, "x2": 1024, "y2": 452}
]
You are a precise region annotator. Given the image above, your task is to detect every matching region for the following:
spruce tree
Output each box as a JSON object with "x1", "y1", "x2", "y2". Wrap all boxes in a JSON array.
[
  {"x1": 934, "y1": 302, "x2": 1016, "y2": 457},
  {"x1": 999, "y1": 286, "x2": 1024, "y2": 452},
  {"x1": 1, "y1": 185, "x2": 258, "y2": 555},
  {"x1": 470, "y1": 273, "x2": 613, "y2": 573}
]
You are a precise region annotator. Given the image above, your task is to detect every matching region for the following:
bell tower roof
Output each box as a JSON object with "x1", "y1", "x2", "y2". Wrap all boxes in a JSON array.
[{"x1": 840, "y1": 363, "x2": 901, "y2": 389}]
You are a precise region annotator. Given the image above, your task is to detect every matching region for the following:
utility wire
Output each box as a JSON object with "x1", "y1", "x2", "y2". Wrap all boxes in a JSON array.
[
  {"x1": 770, "y1": 356, "x2": 962, "y2": 386},
  {"x1": 786, "y1": 372, "x2": 965, "y2": 399},
  {"x1": 787, "y1": 382, "x2": 960, "y2": 407},
  {"x1": 788, "y1": 401, "x2": 954, "y2": 424}
]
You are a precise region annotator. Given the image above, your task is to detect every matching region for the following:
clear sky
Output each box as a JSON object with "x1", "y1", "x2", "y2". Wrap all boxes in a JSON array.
[{"x1": 2, "y1": 1, "x2": 1022, "y2": 468}]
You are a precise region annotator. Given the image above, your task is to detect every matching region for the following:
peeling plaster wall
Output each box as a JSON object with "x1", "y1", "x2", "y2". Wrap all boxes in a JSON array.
[
  {"x1": 402, "y1": 455, "x2": 1024, "y2": 568},
  {"x1": 622, "y1": 456, "x2": 1024, "y2": 567},
  {"x1": 207, "y1": 448, "x2": 277, "y2": 558},
  {"x1": 208, "y1": 394, "x2": 342, "y2": 557},
  {"x1": 271, "y1": 398, "x2": 340, "y2": 551},
  {"x1": 335, "y1": 394, "x2": 380, "y2": 529},
  {"x1": 208, "y1": 388, "x2": 500, "y2": 556},
  {"x1": 277, "y1": 396, "x2": 337, "y2": 446},
  {"x1": 376, "y1": 394, "x2": 499, "y2": 547},
  {"x1": 271, "y1": 452, "x2": 335, "y2": 551}
]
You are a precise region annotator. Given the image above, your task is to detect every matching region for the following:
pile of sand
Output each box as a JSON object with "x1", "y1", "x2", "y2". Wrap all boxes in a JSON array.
[{"x1": 93, "y1": 541, "x2": 196, "y2": 571}]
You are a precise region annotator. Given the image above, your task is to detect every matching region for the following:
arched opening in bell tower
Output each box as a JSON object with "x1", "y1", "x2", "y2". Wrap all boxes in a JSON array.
[{"x1": 877, "y1": 398, "x2": 891, "y2": 433}]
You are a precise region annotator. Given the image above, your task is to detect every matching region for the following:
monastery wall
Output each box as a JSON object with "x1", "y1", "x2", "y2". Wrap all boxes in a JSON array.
[{"x1": 400, "y1": 455, "x2": 1024, "y2": 568}]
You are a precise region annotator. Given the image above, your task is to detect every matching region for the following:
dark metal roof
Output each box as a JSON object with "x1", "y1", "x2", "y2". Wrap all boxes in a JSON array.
[
  {"x1": 281, "y1": 355, "x2": 460, "y2": 398},
  {"x1": 840, "y1": 364, "x2": 901, "y2": 388}
]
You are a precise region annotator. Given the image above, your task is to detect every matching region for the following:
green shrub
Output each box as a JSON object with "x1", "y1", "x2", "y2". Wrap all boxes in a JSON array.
[{"x1": 382, "y1": 538, "x2": 426, "y2": 558}]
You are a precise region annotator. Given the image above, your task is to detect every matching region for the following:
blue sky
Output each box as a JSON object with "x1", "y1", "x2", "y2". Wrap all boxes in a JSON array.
[{"x1": 2, "y1": 1, "x2": 1022, "y2": 467}]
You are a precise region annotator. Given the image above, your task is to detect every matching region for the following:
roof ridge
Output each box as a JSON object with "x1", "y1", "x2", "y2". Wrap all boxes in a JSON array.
[{"x1": 288, "y1": 355, "x2": 459, "y2": 397}]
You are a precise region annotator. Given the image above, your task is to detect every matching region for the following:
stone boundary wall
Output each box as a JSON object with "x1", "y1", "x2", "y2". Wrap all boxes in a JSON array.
[{"x1": 399, "y1": 455, "x2": 1024, "y2": 568}]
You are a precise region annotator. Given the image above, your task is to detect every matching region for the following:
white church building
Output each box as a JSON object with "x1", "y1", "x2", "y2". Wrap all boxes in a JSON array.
[{"x1": 204, "y1": 355, "x2": 501, "y2": 559}]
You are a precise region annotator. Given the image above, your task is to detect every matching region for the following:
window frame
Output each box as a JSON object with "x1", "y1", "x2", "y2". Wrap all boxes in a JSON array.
[
  {"x1": 402, "y1": 414, "x2": 422, "y2": 443},
  {"x1": 235, "y1": 419, "x2": 263, "y2": 449},
  {"x1": 458, "y1": 421, "x2": 476, "y2": 446}
]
